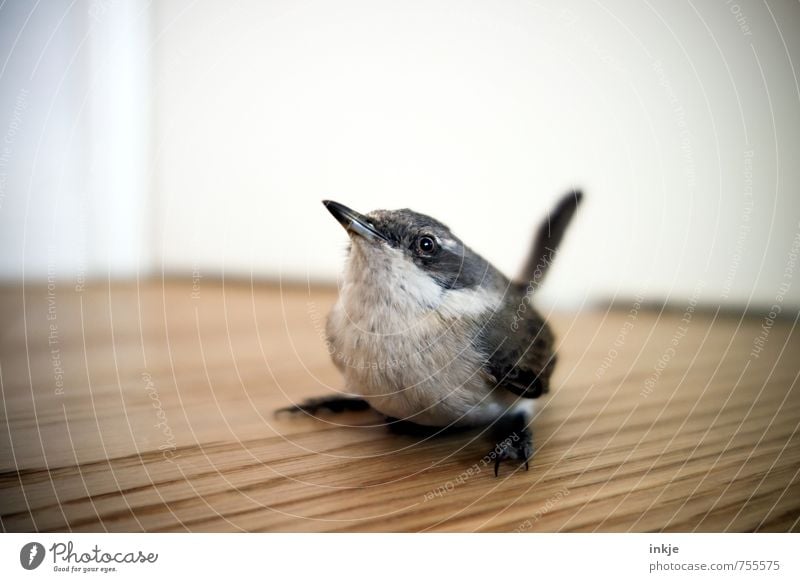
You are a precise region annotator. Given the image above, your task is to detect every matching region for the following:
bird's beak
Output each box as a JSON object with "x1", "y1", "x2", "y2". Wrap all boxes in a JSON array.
[{"x1": 322, "y1": 200, "x2": 388, "y2": 242}]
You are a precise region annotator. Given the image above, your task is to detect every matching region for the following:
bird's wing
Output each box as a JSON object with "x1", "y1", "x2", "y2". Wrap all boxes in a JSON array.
[
  {"x1": 480, "y1": 190, "x2": 582, "y2": 398},
  {"x1": 479, "y1": 306, "x2": 557, "y2": 399}
]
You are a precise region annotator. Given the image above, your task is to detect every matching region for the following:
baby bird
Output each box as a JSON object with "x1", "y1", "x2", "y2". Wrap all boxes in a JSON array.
[{"x1": 280, "y1": 191, "x2": 582, "y2": 475}]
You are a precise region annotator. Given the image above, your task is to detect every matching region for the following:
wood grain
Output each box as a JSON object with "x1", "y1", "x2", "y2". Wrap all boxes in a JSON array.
[{"x1": 1, "y1": 280, "x2": 798, "y2": 532}]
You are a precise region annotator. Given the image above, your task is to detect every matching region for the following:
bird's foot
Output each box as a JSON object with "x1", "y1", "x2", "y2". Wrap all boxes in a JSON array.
[
  {"x1": 490, "y1": 413, "x2": 533, "y2": 477},
  {"x1": 275, "y1": 396, "x2": 371, "y2": 416}
]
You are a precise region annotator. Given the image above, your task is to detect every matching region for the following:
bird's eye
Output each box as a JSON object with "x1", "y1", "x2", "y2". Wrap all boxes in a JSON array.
[{"x1": 416, "y1": 235, "x2": 437, "y2": 255}]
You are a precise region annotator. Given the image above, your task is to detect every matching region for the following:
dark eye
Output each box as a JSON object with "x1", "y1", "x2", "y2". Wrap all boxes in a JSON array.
[{"x1": 416, "y1": 235, "x2": 437, "y2": 255}]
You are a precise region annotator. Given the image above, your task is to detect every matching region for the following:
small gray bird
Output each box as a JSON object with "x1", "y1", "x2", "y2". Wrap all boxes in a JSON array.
[{"x1": 279, "y1": 191, "x2": 582, "y2": 475}]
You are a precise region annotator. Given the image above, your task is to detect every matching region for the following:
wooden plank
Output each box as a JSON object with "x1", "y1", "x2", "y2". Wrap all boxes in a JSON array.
[{"x1": 1, "y1": 281, "x2": 798, "y2": 532}]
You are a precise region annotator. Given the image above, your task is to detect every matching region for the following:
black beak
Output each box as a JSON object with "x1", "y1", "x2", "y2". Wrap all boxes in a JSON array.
[{"x1": 322, "y1": 200, "x2": 388, "y2": 242}]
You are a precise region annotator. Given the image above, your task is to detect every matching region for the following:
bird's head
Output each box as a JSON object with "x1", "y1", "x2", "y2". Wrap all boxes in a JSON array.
[{"x1": 323, "y1": 200, "x2": 504, "y2": 307}]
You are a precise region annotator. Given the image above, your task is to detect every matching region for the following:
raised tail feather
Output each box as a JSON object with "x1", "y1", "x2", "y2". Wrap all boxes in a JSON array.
[{"x1": 516, "y1": 190, "x2": 583, "y2": 288}]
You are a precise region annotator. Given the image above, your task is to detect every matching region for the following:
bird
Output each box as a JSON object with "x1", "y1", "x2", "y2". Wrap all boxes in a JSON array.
[{"x1": 278, "y1": 191, "x2": 583, "y2": 475}]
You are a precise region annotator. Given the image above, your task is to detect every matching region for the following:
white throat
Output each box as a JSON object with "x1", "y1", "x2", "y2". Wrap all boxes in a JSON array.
[{"x1": 338, "y1": 238, "x2": 501, "y2": 334}]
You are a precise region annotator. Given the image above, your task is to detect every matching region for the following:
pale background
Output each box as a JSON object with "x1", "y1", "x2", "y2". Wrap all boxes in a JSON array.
[{"x1": 1, "y1": 0, "x2": 798, "y2": 310}]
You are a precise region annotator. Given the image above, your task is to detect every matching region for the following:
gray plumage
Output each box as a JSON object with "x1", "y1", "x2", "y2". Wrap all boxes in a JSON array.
[{"x1": 280, "y1": 192, "x2": 582, "y2": 474}]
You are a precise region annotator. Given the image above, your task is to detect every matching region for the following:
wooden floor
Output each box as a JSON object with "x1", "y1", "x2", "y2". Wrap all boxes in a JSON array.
[{"x1": 0, "y1": 280, "x2": 798, "y2": 532}]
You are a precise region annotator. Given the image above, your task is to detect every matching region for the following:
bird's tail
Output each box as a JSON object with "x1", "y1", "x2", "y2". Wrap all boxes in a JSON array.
[{"x1": 515, "y1": 190, "x2": 583, "y2": 289}]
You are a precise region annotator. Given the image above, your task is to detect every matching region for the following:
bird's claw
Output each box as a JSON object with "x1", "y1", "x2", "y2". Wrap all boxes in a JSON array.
[
  {"x1": 275, "y1": 396, "x2": 371, "y2": 417},
  {"x1": 491, "y1": 434, "x2": 533, "y2": 477}
]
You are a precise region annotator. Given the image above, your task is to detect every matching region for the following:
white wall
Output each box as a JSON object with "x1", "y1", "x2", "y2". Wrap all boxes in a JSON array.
[
  {"x1": 2, "y1": 0, "x2": 799, "y2": 312},
  {"x1": 152, "y1": 0, "x2": 800, "y2": 309},
  {"x1": 0, "y1": 0, "x2": 150, "y2": 281}
]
